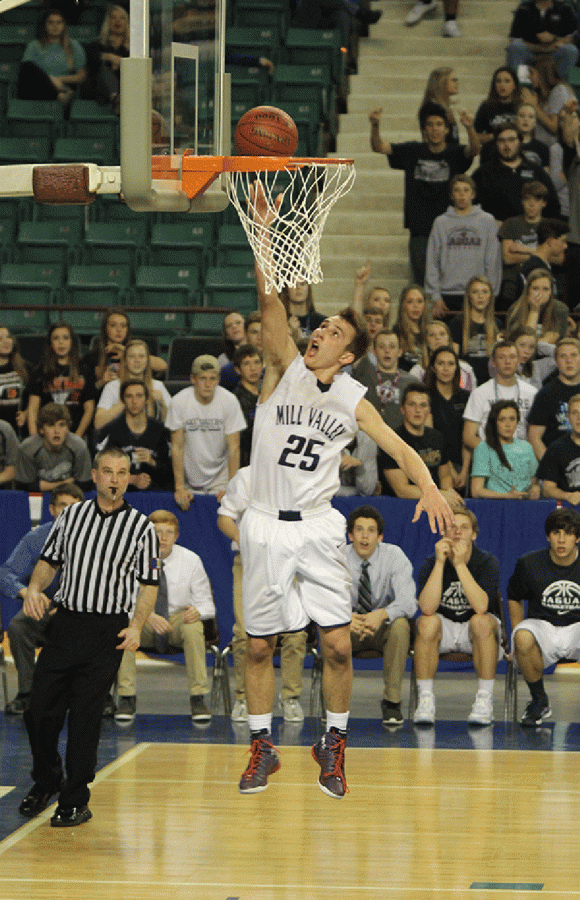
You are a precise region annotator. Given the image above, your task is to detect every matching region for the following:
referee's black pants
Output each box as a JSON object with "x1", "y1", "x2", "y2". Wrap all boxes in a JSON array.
[{"x1": 23, "y1": 607, "x2": 128, "y2": 809}]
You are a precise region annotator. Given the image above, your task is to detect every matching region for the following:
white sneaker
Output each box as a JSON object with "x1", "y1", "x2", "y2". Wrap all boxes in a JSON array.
[
  {"x1": 468, "y1": 690, "x2": 493, "y2": 726},
  {"x1": 281, "y1": 697, "x2": 305, "y2": 722},
  {"x1": 231, "y1": 699, "x2": 248, "y2": 722},
  {"x1": 405, "y1": 0, "x2": 438, "y2": 25},
  {"x1": 443, "y1": 19, "x2": 461, "y2": 36},
  {"x1": 413, "y1": 691, "x2": 435, "y2": 725}
]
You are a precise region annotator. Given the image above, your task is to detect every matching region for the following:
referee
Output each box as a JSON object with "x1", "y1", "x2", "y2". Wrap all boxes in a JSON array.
[{"x1": 18, "y1": 447, "x2": 159, "y2": 827}]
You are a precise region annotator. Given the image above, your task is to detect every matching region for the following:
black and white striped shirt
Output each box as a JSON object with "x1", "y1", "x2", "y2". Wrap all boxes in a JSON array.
[{"x1": 40, "y1": 499, "x2": 159, "y2": 615}]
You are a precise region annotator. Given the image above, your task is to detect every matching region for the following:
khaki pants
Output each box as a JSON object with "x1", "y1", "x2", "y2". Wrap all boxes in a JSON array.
[
  {"x1": 350, "y1": 616, "x2": 410, "y2": 703},
  {"x1": 117, "y1": 611, "x2": 208, "y2": 697},
  {"x1": 232, "y1": 553, "x2": 307, "y2": 700}
]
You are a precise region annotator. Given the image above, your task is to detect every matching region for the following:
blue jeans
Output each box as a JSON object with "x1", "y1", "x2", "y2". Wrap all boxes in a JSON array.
[{"x1": 506, "y1": 38, "x2": 579, "y2": 80}]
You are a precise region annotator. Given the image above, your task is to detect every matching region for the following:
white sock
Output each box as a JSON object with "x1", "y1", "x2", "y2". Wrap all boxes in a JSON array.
[
  {"x1": 248, "y1": 713, "x2": 272, "y2": 735},
  {"x1": 417, "y1": 679, "x2": 434, "y2": 696},
  {"x1": 478, "y1": 679, "x2": 494, "y2": 696},
  {"x1": 326, "y1": 710, "x2": 349, "y2": 732}
]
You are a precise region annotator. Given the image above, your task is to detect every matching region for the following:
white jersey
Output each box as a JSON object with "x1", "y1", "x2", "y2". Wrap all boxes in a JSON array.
[{"x1": 249, "y1": 354, "x2": 367, "y2": 510}]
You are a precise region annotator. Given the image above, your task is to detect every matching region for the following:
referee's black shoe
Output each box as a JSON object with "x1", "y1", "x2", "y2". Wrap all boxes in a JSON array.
[
  {"x1": 50, "y1": 804, "x2": 92, "y2": 827},
  {"x1": 19, "y1": 783, "x2": 61, "y2": 818}
]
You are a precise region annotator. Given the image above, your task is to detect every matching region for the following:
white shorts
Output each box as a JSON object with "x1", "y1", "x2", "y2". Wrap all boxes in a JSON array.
[
  {"x1": 437, "y1": 613, "x2": 501, "y2": 655},
  {"x1": 512, "y1": 619, "x2": 580, "y2": 667},
  {"x1": 240, "y1": 505, "x2": 352, "y2": 637}
]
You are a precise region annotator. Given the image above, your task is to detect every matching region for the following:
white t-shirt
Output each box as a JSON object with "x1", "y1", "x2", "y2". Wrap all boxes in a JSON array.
[
  {"x1": 249, "y1": 354, "x2": 367, "y2": 510},
  {"x1": 98, "y1": 378, "x2": 171, "y2": 412},
  {"x1": 463, "y1": 376, "x2": 537, "y2": 441},
  {"x1": 165, "y1": 385, "x2": 246, "y2": 489},
  {"x1": 163, "y1": 543, "x2": 215, "y2": 619}
]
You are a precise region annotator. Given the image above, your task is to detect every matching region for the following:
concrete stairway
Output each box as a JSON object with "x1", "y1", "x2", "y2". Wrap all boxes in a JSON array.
[{"x1": 315, "y1": 0, "x2": 516, "y2": 315}]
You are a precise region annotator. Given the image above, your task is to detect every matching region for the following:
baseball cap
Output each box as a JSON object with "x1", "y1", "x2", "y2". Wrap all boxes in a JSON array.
[{"x1": 191, "y1": 355, "x2": 220, "y2": 376}]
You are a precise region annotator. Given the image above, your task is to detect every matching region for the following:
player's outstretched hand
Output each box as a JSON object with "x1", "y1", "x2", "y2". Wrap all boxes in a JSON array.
[
  {"x1": 412, "y1": 483, "x2": 455, "y2": 535},
  {"x1": 248, "y1": 179, "x2": 282, "y2": 228}
]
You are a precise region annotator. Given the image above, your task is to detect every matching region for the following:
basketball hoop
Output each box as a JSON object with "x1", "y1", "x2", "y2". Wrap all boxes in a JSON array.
[{"x1": 222, "y1": 156, "x2": 355, "y2": 293}]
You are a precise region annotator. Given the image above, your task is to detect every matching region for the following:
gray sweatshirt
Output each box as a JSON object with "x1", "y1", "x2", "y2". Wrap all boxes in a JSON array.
[{"x1": 425, "y1": 204, "x2": 502, "y2": 299}]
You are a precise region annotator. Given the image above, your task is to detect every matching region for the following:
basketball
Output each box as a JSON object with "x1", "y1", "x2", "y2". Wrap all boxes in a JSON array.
[{"x1": 234, "y1": 106, "x2": 299, "y2": 157}]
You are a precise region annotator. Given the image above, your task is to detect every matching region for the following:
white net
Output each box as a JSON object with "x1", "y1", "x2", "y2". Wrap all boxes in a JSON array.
[{"x1": 224, "y1": 159, "x2": 356, "y2": 294}]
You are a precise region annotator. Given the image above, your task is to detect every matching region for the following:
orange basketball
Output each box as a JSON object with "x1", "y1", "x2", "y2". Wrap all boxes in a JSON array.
[{"x1": 234, "y1": 106, "x2": 299, "y2": 157}]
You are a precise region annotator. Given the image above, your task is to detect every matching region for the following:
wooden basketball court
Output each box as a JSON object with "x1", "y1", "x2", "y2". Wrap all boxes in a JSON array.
[{"x1": 1, "y1": 739, "x2": 579, "y2": 899}]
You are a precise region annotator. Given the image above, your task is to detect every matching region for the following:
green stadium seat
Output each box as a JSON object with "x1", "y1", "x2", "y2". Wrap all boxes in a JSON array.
[
  {"x1": 82, "y1": 222, "x2": 148, "y2": 275},
  {"x1": 67, "y1": 99, "x2": 119, "y2": 151},
  {"x1": 52, "y1": 136, "x2": 116, "y2": 166},
  {"x1": 66, "y1": 264, "x2": 131, "y2": 306},
  {"x1": 97, "y1": 194, "x2": 152, "y2": 230},
  {"x1": 227, "y1": 64, "x2": 271, "y2": 107},
  {"x1": 0, "y1": 136, "x2": 51, "y2": 165},
  {"x1": 0, "y1": 0, "x2": 43, "y2": 25},
  {"x1": 0, "y1": 220, "x2": 15, "y2": 263},
  {"x1": 275, "y1": 100, "x2": 322, "y2": 157},
  {"x1": 190, "y1": 311, "x2": 226, "y2": 335},
  {"x1": 204, "y1": 266, "x2": 257, "y2": 312},
  {"x1": 215, "y1": 224, "x2": 253, "y2": 267},
  {"x1": 0, "y1": 24, "x2": 34, "y2": 62},
  {"x1": 5, "y1": 98, "x2": 65, "y2": 144},
  {"x1": 16, "y1": 220, "x2": 82, "y2": 266},
  {"x1": 283, "y1": 28, "x2": 342, "y2": 85},
  {"x1": 226, "y1": 26, "x2": 279, "y2": 65},
  {"x1": 34, "y1": 204, "x2": 88, "y2": 225},
  {"x1": 148, "y1": 223, "x2": 213, "y2": 268},
  {"x1": 131, "y1": 265, "x2": 199, "y2": 334},
  {"x1": 272, "y1": 65, "x2": 330, "y2": 125},
  {"x1": 0, "y1": 263, "x2": 63, "y2": 330},
  {"x1": 48, "y1": 307, "x2": 104, "y2": 337},
  {"x1": 68, "y1": 23, "x2": 98, "y2": 42}
]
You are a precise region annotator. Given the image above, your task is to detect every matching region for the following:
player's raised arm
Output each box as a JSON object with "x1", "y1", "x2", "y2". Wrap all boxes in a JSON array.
[
  {"x1": 250, "y1": 181, "x2": 298, "y2": 377},
  {"x1": 356, "y1": 397, "x2": 455, "y2": 535}
]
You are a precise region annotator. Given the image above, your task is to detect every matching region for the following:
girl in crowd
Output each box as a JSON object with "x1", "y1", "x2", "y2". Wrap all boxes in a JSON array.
[
  {"x1": 471, "y1": 399, "x2": 539, "y2": 499},
  {"x1": 94, "y1": 339, "x2": 171, "y2": 429},
  {"x1": 410, "y1": 319, "x2": 476, "y2": 390},
  {"x1": 27, "y1": 322, "x2": 95, "y2": 437},
  {"x1": 83, "y1": 307, "x2": 167, "y2": 393},
  {"x1": 448, "y1": 276, "x2": 499, "y2": 385},
  {"x1": 18, "y1": 8, "x2": 86, "y2": 105},
  {"x1": 394, "y1": 284, "x2": 429, "y2": 372},
  {"x1": 505, "y1": 269, "x2": 568, "y2": 344},
  {"x1": 507, "y1": 325, "x2": 556, "y2": 389},
  {"x1": 82, "y1": 4, "x2": 129, "y2": 107},
  {"x1": 421, "y1": 66, "x2": 460, "y2": 142},
  {"x1": 515, "y1": 102, "x2": 549, "y2": 169},
  {"x1": 0, "y1": 326, "x2": 28, "y2": 433},
  {"x1": 424, "y1": 345, "x2": 471, "y2": 491},
  {"x1": 521, "y1": 58, "x2": 576, "y2": 147},
  {"x1": 474, "y1": 66, "x2": 521, "y2": 147},
  {"x1": 280, "y1": 281, "x2": 325, "y2": 338},
  {"x1": 218, "y1": 309, "x2": 247, "y2": 368}
]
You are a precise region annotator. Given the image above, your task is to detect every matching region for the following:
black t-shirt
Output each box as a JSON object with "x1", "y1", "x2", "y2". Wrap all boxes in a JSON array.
[
  {"x1": 473, "y1": 158, "x2": 560, "y2": 221},
  {"x1": 429, "y1": 387, "x2": 470, "y2": 469},
  {"x1": 378, "y1": 423, "x2": 449, "y2": 493},
  {"x1": 296, "y1": 311, "x2": 325, "y2": 338},
  {"x1": 28, "y1": 362, "x2": 96, "y2": 433},
  {"x1": 527, "y1": 378, "x2": 580, "y2": 447},
  {"x1": 536, "y1": 434, "x2": 580, "y2": 491},
  {"x1": 508, "y1": 547, "x2": 580, "y2": 626},
  {"x1": 0, "y1": 361, "x2": 25, "y2": 432},
  {"x1": 95, "y1": 413, "x2": 171, "y2": 489},
  {"x1": 448, "y1": 316, "x2": 495, "y2": 386},
  {"x1": 510, "y1": 0, "x2": 578, "y2": 41},
  {"x1": 474, "y1": 100, "x2": 518, "y2": 137},
  {"x1": 388, "y1": 141, "x2": 470, "y2": 235},
  {"x1": 234, "y1": 381, "x2": 259, "y2": 468},
  {"x1": 419, "y1": 544, "x2": 500, "y2": 623}
]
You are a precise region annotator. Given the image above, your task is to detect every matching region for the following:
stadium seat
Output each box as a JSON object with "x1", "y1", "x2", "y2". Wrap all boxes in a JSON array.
[
  {"x1": 0, "y1": 263, "x2": 63, "y2": 331},
  {"x1": 204, "y1": 266, "x2": 257, "y2": 312},
  {"x1": 67, "y1": 99, "x2": 119, "y2": 151},
  {"x1": 190, "y1": 311, "x2": 226, "y2": 335},
  {"x1": 226, "y1": 26, "x2": 279, "y2": 65},
  {"x1": 33, "y1": 204, "x2": 88, "y2": 225},
  {"x1": 283, "y1": 28, "x2": 343, "y2": 85},
  {"x1": 0, "y1": 136, "x2": 51, "y2": 165},
  {"x1": 0, "y1": 24, "x2": 34, "y2": 62},
  {"x1": 148, "y1": 222, "x2": 213, "y2": 269},
  {"x1": 272, "y1": 64, "x2": 330, "y2": 125},
  {"x1": 97, "y1": 194, "x2": 152, "y2": 229},
  {"x1": 82, "y1": 222, "x2": 148, "y2": 276},
  {"x1": 5, "y1": 98, "x2": 65, "y2": 145},
  {"x1": 48, "y1": 307, "x2": 104, "y2": 337},
  {"x1": 66, "y1": 264, "x2": 131, "y2": 306},
  {"x1": 227, "y1": 64, "x2": 271, "y2": 107},
  {"x1": 0, "y1": 0, "x2": 43, "y2": 25},
  {"x1": 0, "y1": 220, "x2": 15, "y2": 264},
  {"x1": 52, "y1": 136, "x2": 115, "y2": 166},
  {"x1": 275, "y1": 100, "x2": 322, "y2": 157},
  {"x1": 216, "y1": 224, "x2": 254, "y2": 267},
  {"x1": 16, "y1": 220, "x2": 82, "y2": 266},
  {"x1": 130, "y1": 265, "x2": 199, "y2": 334}
]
